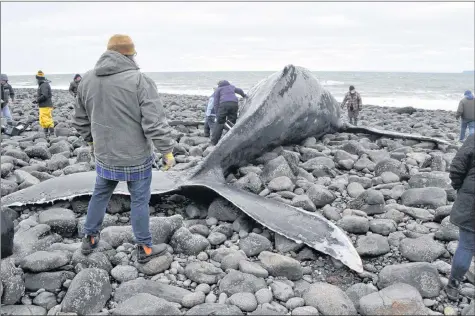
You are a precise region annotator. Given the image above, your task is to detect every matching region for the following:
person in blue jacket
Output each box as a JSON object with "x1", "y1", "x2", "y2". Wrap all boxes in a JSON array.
[
  {"x1": 204, "y1": 88, "x2": 216, "y2": 138},
  {"x1": 211, "y1": 80, "x2": 247, "y2": 145}
]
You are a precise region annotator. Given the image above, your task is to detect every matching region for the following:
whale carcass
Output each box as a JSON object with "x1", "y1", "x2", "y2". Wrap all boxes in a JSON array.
[{"x1": 1, "y1": 65, "x2": 452, "y2": 273}]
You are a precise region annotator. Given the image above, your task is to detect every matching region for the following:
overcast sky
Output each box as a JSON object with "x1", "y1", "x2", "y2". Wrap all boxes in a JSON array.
[{"x1": 1, "y1": 1, "x2": 474, "y2": 74}]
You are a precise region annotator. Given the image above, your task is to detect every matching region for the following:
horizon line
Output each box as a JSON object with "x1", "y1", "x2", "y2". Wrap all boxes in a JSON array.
[{"x1": 5, "y1": 69, "x2": 474, "y2": 76}]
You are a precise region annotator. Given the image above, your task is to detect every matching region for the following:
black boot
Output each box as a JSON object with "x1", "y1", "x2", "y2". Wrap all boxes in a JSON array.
[
  {"x1": 43, "y1": 128, "x2": 50, "y2": 139},
  {"x1": 48, "y1": 127, "x2": 55, "y2": 137},
  {"x1": 446, "y1": 277, "x2": 460, "y2": 301},
  {"x1": 136, "y1": 244, "x2": 168, "y2": 264}
]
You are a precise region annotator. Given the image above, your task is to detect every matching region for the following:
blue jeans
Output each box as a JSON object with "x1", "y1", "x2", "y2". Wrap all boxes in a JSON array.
[
  {"x1": 1, "y1": 105, "x2": 12, "y2": 122},
  {"x1": 460, "y1": 119, "x2": 475, "y2": 141},
  {"x1": 83, "y1": 175, "x2": 153, "y2": 246},
  {"x1": 450, "y1": 228, "x2": 475, "y2": 281}
]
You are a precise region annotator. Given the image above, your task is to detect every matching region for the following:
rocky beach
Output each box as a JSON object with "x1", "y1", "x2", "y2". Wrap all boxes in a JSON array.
[{"x1": 1, "y1": 88, "x2": 474, "y2": 316}]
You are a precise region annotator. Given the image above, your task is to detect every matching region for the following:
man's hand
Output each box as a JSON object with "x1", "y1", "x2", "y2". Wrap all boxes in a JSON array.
[
  {"x1": 88, "y1": 142, "x2": 95, "y2": 161},
  {"x1": 162, "y1": 152, "x2": 176, "y2": 171}
]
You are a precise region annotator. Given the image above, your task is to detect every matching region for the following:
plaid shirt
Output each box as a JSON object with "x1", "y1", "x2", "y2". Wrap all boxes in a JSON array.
[{"x1": 95, "y1": 155, "x2": 154, "y2": 181}]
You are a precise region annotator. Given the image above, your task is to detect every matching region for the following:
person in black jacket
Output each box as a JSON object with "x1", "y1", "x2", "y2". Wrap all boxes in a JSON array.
[
  {"x1": 1, "y1": 73, "x2": 15, "y2": 123},
  {"x1": 69, "y1": 74, "x2": 82, "y2": 98},
  {"x1": 446, "y1": 133, "x2": 475, "y2": 300},
  {"x1": 32, "y1": 70, "x2": 55, "y2": 138}
]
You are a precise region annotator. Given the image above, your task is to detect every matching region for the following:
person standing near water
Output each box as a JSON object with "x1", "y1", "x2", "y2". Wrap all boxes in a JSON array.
[
  {"x1": 33, "y1": 70, "x2": 55, "y2": 138},
  {"x1": 69, "y1": 74, "x2": 82, "y2": 98},
  {"x1": 341, "y1": 85, "x2": 362, "y2": 126},
  {"x1": 0, "y1": 74, "x2": 15, "y2": 123},
  {"x1": 72, "y1": 34, "x2": 176, "y2": 263},
  {"x1": 445, "y1": 133, "x2": 475, "y2": 301},
  {"x1": 456, "y1": 90, "x2": 475, "y2": 141},
  {"x1": 211, "y1": 80, "x2": 247, "y2": 145},
  {"x1": 204, "y1": 88, "x2": 216, "y2": 138}
]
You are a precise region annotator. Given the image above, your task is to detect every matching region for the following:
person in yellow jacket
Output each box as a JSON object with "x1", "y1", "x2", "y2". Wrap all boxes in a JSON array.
[
  {"x1": 32, "y1": 70, "x2": 55, "y2": 137},
  {"x1": 72, "y1": 34, "x2": 176, "y2": 263}
]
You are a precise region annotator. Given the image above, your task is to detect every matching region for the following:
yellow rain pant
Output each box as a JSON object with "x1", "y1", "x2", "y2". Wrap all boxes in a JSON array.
[{"x1": 39, "y1": 107, "x2": 54, "y2": 128}]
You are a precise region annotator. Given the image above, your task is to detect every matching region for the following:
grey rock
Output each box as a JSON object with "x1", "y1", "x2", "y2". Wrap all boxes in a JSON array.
[
  {"x1": 234, "y1": 172, "x2": 263, "y2": 194},
  {"x1": 114, "y1": 279, "x2": 191, "y2": 304},
  {"x1": 1, "y1": 162, "x2": 14, "y2": 178},
  {"x1": 185, "y1": 204, "x2": 207, "y2": 219},
  {"x1": 0, "y1": 257, "x2": 25, "y2": 305},
  {"x1": 0, "y1": 305, "x2": 47, "y2": 315},
  {"x1": 397, "y1": 206, "x2": 434, "y2": 222},
  {"x1": 25, "y1": 145, "x2": 52, "y2": 160},
  {"x1": 301, "y1": 156, "x2": 335, "y2": 171},
  {"x1": 378, "y1": 262, "x2": 441, "y2": 298},
  {"x1": 434, "y1": 216, "x2": 459, "y2": 241},
  {"x1": 208, "y1": 232, "x2": 227, "y2": 245},
  {"x1": 291, "y1": 194, "x2": 317, "y2": 212},
  {"x1": 354, "y1": 156, "x2": 376, "y2": 171},
  {"x1": 258, "y1": 251, "x2": 303, "y2": 281},
  {"x1": 38, "y1": 208, "x2": 77, "y2": 237},
  {"x1": 61, "y1": 268, "x2": 112, "y2": 315},
  {"x1": 268, "y1": 176, "x2": 294, "y2": 191},
  {"x1": 303, "y1": 282, "x2": 357, "y2": 315},
  {"x1": 408, "y1": 172, "x2": 451, "y2": 190},
  {"x1": 210, "y1": 248, "x2": 239, "y2": 263},
  {"x1": 71, "y1": 249, "x2": 113, "y2": 272},
  {"x1": 367, "y1": 150, "x2": 390, "y2": 164},
  {"x1": 221, "y1": 251, "x2": 248, "y2": 271},
  {"x1": 112, "y1": 293, "x2": 181, "y2": 315},
  {"x1": 100, "y1": 226, "x2": 134, "y2": 248},
  {"x1": 20, "y1": 250, "x2": 70, "y2": 272},
  {"x1": 24, "y1": 271, "x2": 75, "y2": 292},
  {"x1": 75, "y1": 147, "x2": 91, "y2": 163},
  {"x1": 208, "y1": 198, "x2": 240, "y2": 222},
  {"x1": 227, "y1": 292, "x2": 258, "y2": 312},
  {"x1": 137, "y1": 252, "x2": 173, "y2": 275},
  {"x1": 63, "y1": 163, "x2": 90, "y2": 175},
  {"x1": 306, "y1": 184, "x2": 336, "y2": 208},
  {"x1": 322, "y1": 205, "x2": 342, "y2": 221},
  {"x1": 238, "y1": 260, "x2": 269, "y2": 278},
  {"x1": 345, "y1": 283, "x2": 378, "y2": 311},
  {"x1": 348, "y1": 189, "x2": 386, "y2": 215},
  {"x1": 434, "y1": 205, "x2": 452, "y2": 222},
  {"x1": 185, "y1": 261, "x2": 225, "y2": 284},
  {"x1": 359, "y1": 283, "x2": 428, "y2": 315},
  {"x1": 270, "y1": 280, "x2": 294, "y2": 301},
  {"x1": 334, "y1": 150, "x2": 358, "y2": 162},
  {"x1": 261, "y1": 156, "x2": 294, "y2": 183},
  {"x1": 49, "y1": 140, "x2": 72, "y2": 155},
  {"x1": 239, "y1": 233, "x2": 272, "y2": 257},
  {"x1": 150, "y1": 215, "x2": 184, "y2": 244},
  {"x1": 255, "y1": 288, "x2": 273, "y2": 304},
  {"x1": 182, "y1": 291, "x2": 206, "y2": 308},
  {"x1": 33, "y1": 291, "x2": 57, "y2": 310},
  {"x1": 185, "y1": 303, "x2": 243, "y2": 315},
  {"x1": 285, "y1": 297, "x2": 305, "y2": 310},
  {"x1": 292, "y1": 306, "x2": 320, "y2": 315},
  {"x1": 381, "y1": 208, "x2": 405, "y2": 224},
  {"x1": 275, "y1": 233, "x2": 304, "y2": 253},
  {"x1": 1, "y1": 179, "x2": 18, "y2": 196},
  {"x1": 4, "y1": 149, "x2": 30, "y2": 162},
  {"x1": 47, "y1": 153, "x2": 70, "y2": 171},
  {"x1": 380, "y1": 171, "x2": 400, "y2": 183},
  {"x1": 374, "y1": 158, "x2": 408, "y2": 179},
  {"x1": 399, "y1": 236, "x2": 446, "y2": 262},
  {"x1": 12, "y1": 224, "x2": 62, "y2": 263},
  {"x1": 356, "y1": 234, "x2": 390, "y2": 256},
  {"x1": 77, "y1": 214, "x2": 118, "y2": 237},
  {"x1": 347, "y1": 182, "x2": 365, "y2": 198},
  {"x1": 369, "y1": 219, "x2": 397, "y2": 236},
  {"x1": 462, "y1": 301, "x2": 474, "y2": 316},
  {"x1": 218, "y1": 270, "x2": 266, "y2": 296},
  {"x1": 338, "y1": 216, "x2": 369, "y2": 234},
  {"x1": 14, "y1": 169, "x2": 40, "y2": 189},
  {"x1": 111, "y1": 265, "x2": 139, "y2": 283},
  {"x1": 401, "y1": 187, "x2": 447, "y2": 208},
  {"x1": 170, "y1": 227, "x2": 210, "y2": 255},
  {"x1": 431, "y1": 260, "x2": 452, "y2": 275},
  {"x1": 250, "y1": 303, "x2": 288, "y2": 315}
]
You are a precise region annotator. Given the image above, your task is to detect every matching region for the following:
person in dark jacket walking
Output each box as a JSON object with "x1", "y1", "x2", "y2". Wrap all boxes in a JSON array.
[
  {"x1": 0, "y1": 74, "x2": 15, "y2": 123},
  {"x1": 32, "y1": 70, "x2": 55, "y2": 138},
  {"x1": 210, "y1": 80, "x2": 247, "y2": 145},
  {"x1": 72, "y1": 34, "x2": 176, "y2": 264},
  {"x1": 456, "y1": 90, "x2": 475, "y2": 141},
  {"x1": 341, "y1": 85, "x2": 362, "y2": 126},
  {"x1": 204, "y1": 88, "x2": 216, "y2": 138},
  {"x1": 69, "y1": 74, "x2": 82, "y2": 98},
  {"x1": 446, "y1": 133, "x2": 475, "y2": 300}
]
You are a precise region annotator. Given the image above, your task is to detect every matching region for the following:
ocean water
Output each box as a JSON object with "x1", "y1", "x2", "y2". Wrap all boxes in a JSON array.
[{"x1": 6, "y1": 71, "x2": 474, "y2": 111}]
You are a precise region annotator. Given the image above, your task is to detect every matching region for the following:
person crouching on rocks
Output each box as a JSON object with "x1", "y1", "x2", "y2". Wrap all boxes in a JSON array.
[
  {"x1": 0, "y1": 73, "x2": 15, "y2": 124},
  {"x1": 456, "y1": 90, "x2": 475, "y2": 142},
  {"x1": 445, "y1": 133, "x2": 475, "y2": 301},
  {"x1": 33, "y1": 70, "x2": 55, "y2": 138},
  {"x1": 72, "y1": 34, "x2": 177, "y2": 263},
  {"x1": 341, "y1": 85, "x2": 362, "y2": 126},
  {"x1": 211, "y1": 80, "x2": 247, "y2": 145},
  {"x1": 204, "y1": 88, "x2": 217, "y2": 138},
  {"x1": 69, "y1": 74, "x2": 82, "y2": 98}
]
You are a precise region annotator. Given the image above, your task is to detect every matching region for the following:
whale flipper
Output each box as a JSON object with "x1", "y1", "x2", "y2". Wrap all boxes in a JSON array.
[
  {"x1": 183, "y1": 178, "x2": 364, "y2": 274},
  {"x1": 342, "y1": 124, "x2": 454, "y2": 148},
  {"x1": 0, "y1": 170, "x2": 181, "y2": 207}
]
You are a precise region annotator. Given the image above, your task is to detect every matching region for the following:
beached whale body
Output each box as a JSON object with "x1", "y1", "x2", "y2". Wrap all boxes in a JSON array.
[{"x1": 1, "y1": 65, "x2": 451, "y2": 273}]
